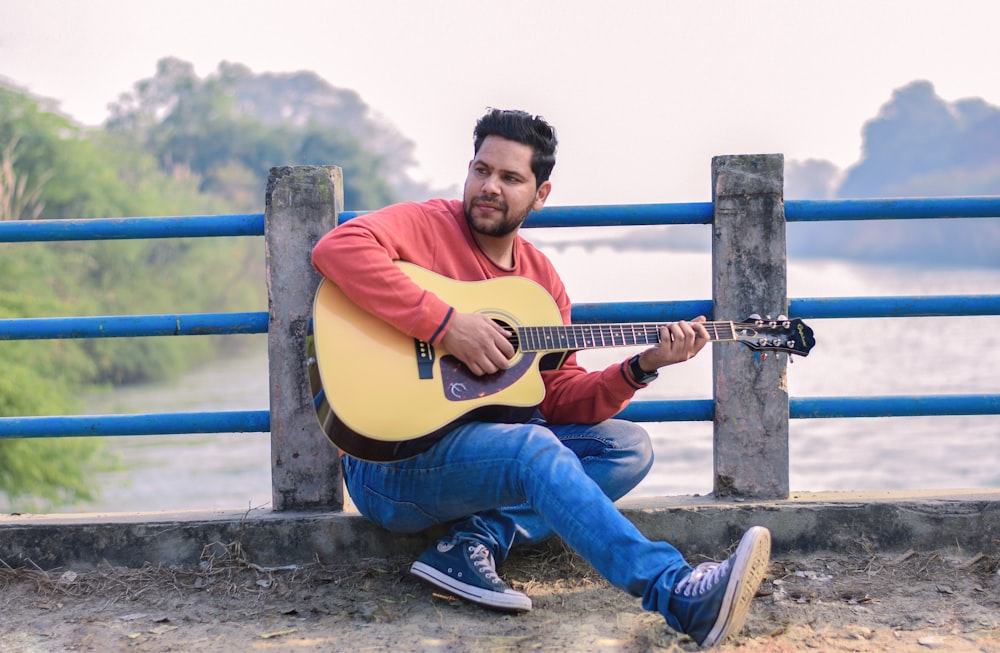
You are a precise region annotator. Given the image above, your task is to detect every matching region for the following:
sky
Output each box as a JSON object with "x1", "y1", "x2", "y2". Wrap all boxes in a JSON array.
[{"x1": 3, "y1": 0, "x2": 999, "y2": 206}]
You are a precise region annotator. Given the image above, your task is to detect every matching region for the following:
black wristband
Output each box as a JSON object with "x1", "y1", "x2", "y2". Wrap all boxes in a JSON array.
[{"x1": 629, "y1": 354, "x2": 659, "y2": 384}]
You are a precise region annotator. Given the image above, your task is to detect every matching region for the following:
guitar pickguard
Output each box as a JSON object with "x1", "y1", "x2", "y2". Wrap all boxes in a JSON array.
[{"x1": 440, "y1": 353, "x2": 537, "y2": 402}]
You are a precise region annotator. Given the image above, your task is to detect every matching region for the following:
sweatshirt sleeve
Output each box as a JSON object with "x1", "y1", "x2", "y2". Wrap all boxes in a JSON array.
[
  {"x1": 311, "y1": 205, "x2": 455, "y2": 345},
  {"x1": 539, "y1": 352, "x2": 649, "y2": 424}
]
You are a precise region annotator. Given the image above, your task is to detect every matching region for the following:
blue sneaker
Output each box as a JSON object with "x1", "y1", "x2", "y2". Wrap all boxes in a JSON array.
[
  {"x1": 410, "y1": 538, "x2": 532, "y2": 612},
  {"x1": 665, "y1": 526, "x2": 771, "y2": 647}
]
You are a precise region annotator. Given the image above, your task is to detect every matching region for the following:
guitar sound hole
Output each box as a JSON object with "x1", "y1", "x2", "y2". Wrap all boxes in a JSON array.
[{"x1": 493, "y1": 319, "x2": 520, "y2": 352}]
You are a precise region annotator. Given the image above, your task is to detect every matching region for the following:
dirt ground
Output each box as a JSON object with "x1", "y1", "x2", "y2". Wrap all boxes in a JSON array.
[{"x1": 1, "y1": 541, "x2": 998, "y2": 653}]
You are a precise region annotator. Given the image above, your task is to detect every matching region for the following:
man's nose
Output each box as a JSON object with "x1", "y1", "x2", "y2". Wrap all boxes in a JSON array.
[{"x1": 481, "y1": 173, "x2": 501, "y2": 195}]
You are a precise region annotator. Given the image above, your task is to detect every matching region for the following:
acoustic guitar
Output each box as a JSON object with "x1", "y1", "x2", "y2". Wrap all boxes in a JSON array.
[{"x1": 309, "y1": 261, "x2": 815, "y2": 462}]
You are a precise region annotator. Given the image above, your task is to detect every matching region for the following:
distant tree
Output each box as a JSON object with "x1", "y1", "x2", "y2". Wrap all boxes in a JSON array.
[
  {"x1": 0, "y1": 84, "x2": 94, "y2": 219},
  {"x1": 294, "y1": 124, "x2": 396, "y2": 209},
  {"x1": 0, "y1": 349, "x2": 107, "y2": 511},
  {"x1": 219, "y1": 62, "x2": 430, "y2": 196},
  {"x1": 0, "y1": 137, "x2": 52, "y2": 220},
  {"x1": 0, "y1": 83, "x2": 267, "y2": 509},
  {"x1": 0, "y1": 259, "x2": 107, "y2": 510},
  {"x1": 106, "y1": 57, "x2": 437, "y2": 211}
]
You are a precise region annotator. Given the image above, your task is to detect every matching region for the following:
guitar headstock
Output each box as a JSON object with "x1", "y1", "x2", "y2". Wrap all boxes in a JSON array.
[{"x1": 733, "y1": 315, "x2": 815, "y2": 357}]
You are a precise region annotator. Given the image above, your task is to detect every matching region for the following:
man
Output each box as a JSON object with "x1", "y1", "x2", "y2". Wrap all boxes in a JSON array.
[{"x1": 311, "y1": 108, "x2": 770, "y2": 648}]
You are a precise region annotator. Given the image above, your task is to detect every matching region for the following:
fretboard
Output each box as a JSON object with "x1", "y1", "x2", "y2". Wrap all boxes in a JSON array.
[{"x1": 512, "y1": 321, "x2": 737, "y2": 353}]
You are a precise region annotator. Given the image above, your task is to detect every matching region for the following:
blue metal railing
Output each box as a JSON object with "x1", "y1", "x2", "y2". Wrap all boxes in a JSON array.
[
  {"x1": 1, "y1": 196, "x2": 999, "y2": 439},
  {"x1": 0, "y1": 312, "x2": 269, "y2": 340},
  {"x1": 1, "y1": 411, "x2": 271, "y2": 438},
  {"x1": 338, "y1": 196, "x2": 1000, "y2": 226},
  {"x1": 0, "y1": 213, "x2": 265, "y2": 241}
]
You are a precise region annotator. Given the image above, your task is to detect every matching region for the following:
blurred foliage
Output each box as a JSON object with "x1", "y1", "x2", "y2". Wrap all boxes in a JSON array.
[
  {"x1": 0, "y1": 438, "x2": 114, "y2": 511},
  {"x1": 1, "y1": 59, "x2": 424, "y2": 509},
  {"x1": 104, "y1": 57, "x2": 421, "y2": 212}
]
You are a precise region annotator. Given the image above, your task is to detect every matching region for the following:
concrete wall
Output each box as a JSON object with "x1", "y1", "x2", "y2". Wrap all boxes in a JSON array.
[{"x1": 2, "y1": 490, "x2": 998, "y2": 569}]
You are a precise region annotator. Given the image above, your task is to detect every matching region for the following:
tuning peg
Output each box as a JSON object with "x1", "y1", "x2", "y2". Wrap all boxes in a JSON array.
[{"x1": 748, "y1": 313, "x2": 762, "y2": 321}]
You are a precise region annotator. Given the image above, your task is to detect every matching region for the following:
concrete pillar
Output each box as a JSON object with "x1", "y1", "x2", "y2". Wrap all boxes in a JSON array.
[
  {"x1": 265, "y1": 166, "x2": 344, "y2": 511},
  {"x1": 711, "y1": 154, "x2": 789, "y2": 499}
]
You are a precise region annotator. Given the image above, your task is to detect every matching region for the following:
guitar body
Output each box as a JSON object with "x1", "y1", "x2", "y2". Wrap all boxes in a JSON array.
[
  {"x1": 311, "y1": 262, "x2": 563, "y2": 461},
  {"x1": 310, "y1": 261, "x2": 816, "y2": 462}
]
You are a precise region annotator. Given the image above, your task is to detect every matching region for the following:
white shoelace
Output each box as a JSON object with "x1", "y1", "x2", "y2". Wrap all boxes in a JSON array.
[
  {"x1": 674, "y1": 559, "x2": 731, "y2": 597},
  {"x1": 467, "y1": 543, "x2": 503, "y2": 585}
]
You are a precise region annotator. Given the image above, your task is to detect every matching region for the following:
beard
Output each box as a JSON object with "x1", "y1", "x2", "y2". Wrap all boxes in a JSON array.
[{"x1": 463, "y1": 194, "x2": 533, "y2": 238}]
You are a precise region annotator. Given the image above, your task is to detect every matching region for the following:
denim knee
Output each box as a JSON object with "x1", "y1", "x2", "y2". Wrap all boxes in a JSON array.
[
  {"x1": 605, "y1": 420, "x2": 654, "y2": 494},
  {"x1": 616, "y1": 420, "x2": 655, "y2": 477},
  {"x1": 590, "y1": 419, "x2": 653, "y2": 473}
]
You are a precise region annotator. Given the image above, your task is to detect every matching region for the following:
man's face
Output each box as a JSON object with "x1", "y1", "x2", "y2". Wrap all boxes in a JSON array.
[{"x1": 463, "y1": 135, "x2": 551, "y2": 238}]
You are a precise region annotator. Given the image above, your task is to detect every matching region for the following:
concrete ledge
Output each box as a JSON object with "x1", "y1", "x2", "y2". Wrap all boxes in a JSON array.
[{"x1": 2, "y1": 489, "x2": 998, "y2": 569}]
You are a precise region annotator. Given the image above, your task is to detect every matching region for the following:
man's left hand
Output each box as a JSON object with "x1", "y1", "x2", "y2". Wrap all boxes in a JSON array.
[{"x1": 637, "y1": 316, "x2": 710, "y2": 372}]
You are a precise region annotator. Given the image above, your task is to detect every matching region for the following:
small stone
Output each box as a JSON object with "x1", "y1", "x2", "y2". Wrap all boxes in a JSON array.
[{"x1": 918, "y1": 636, "x2": 947, "y2": 648}]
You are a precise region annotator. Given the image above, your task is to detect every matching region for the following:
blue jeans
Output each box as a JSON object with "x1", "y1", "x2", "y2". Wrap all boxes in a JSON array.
[{"x1": 342, "y1": 418, "x2": 692, "y2": 611}]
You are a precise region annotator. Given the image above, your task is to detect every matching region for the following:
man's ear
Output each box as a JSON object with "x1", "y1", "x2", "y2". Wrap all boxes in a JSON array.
[{"x1": 532, "y1": 180, "x2": 552, "y2": 210}]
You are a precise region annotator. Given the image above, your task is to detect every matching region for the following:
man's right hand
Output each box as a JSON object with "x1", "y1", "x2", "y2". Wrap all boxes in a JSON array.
[{"x1": 440, "y1": 312, "x2": 515, "y2": 376}]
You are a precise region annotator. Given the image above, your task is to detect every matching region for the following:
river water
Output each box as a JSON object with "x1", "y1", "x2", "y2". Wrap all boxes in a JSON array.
[{"x1": 70, "y1": 244, "x2": 1000, "y2": 513}]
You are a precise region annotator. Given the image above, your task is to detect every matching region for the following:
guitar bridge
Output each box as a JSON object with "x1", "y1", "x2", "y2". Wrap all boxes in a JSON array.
[{"x1": 414, "y1": 339, "x2": 435, "y2": 379}]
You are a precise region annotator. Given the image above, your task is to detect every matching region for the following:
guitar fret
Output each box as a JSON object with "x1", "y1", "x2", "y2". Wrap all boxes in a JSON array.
[
  {"x1": 518, "y1": 320, "x2": 747, "y2": 353},
  {"x1": 544, "y1": 326, "x2": 556, "y2": 349}
]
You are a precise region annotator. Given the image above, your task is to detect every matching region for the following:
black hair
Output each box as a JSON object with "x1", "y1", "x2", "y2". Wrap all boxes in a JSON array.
[{"x1": 473, "y1": 108, "x2": 558, "y2": 187}]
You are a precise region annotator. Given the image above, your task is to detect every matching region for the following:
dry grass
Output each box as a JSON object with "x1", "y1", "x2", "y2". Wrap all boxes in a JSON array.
[
  {"x1": 1, "y1": 544, "x2": 999, "y2": 652},
  {"x1": 0, "y1": 539, "x2": 409, "y2": 608}
]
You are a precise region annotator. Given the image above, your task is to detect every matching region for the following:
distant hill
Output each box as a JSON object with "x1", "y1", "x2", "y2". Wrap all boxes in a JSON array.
[
  {"x1": 838, "y1": 81, "x2": 1000, "y2": 199},
  {"x1": 550, "y1": 81, "x2": 999, "y2": 269},
  {"x1": 220, "y1": 63, "x2": 448, "y2": 201},
  {"x1": 786, "y1": 81, "x2": 999, "y2": 268},
  {"x1": 104, "y1": 58, "x2": 448, "y2": 211}
]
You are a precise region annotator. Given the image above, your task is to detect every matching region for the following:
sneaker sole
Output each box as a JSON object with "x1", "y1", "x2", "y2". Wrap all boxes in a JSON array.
[
  {"x1": 700, "y1": 526, "x2": 771, "y2": 647},
  {"x1": 410, "y1": 561, "x2": 533, "y2": 612}
]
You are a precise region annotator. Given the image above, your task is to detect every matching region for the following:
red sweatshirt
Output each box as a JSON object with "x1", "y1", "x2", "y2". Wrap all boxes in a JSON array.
[{"x1": 311, "y1": 199, "x2": 648, "y2": 424}]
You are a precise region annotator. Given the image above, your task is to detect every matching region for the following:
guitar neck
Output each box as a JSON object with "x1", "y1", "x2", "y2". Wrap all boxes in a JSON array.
[{"x1": 514, "y1": 321, "x2": 737, "y2": 353}]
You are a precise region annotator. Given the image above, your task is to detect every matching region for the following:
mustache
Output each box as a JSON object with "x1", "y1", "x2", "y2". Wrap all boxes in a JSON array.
[{"x1": 472, "y1": 195, "x2": 505, "y2": 210}]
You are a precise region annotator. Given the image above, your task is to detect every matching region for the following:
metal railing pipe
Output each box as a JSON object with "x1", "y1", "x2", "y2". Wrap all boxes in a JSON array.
[
  {"x1": 785, "y1": 197, "x2": 1000, "y2": 222},
  {"x1": 0, "y1": 312, "x2": 269, "y2": 340},
  {"x1": 0, "y1": 214, "x2": 265, "y2": 242},
  {"x1": 0, "y1": 411, "x2": 270, "y2": 439}
]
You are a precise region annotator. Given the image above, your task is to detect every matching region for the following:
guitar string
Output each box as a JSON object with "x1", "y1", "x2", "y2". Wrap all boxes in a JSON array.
[
  {"x1": 508, "y1": 321, "x2": 762, "y2": 352},
  {"x1": 508, "y1": 321, "x2": 803, "y2": 353}
]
